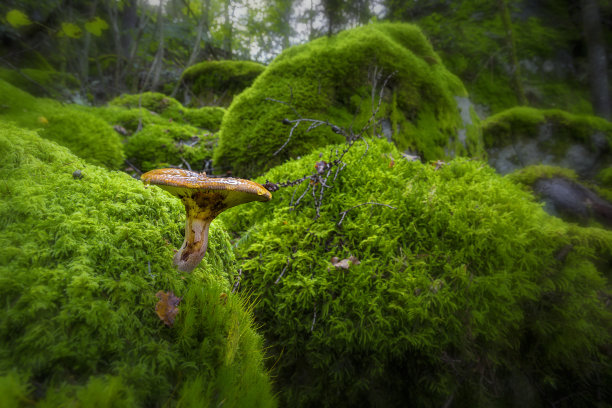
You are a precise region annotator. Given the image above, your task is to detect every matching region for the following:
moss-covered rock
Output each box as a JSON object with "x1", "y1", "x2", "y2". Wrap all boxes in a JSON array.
[
  {"x1": 124, "y1": 123, "x2": 215, "y2": 172},
  {"x1": 0, "y1": 79, "x2": 125, "y2": 169},
  {"x1": 181, "y1": 60, "x2": 266, "y2": 107},
  {"x1": 483, "y1": 107, "x2": 612, "y2": 178},
  {"x1": 0, "y1": 123, "x2": 276, "y2": 407},
  {"x1": 39, "y1": 110, "x2": 125, "y2": 169},
  {"x1": 219, "y1": 137, "x2": 612, "y2": 407},
  {"x1": 507, "y1": 165, "x2": 612, "y2": 228},
  {"x1": 213, "y1": 23, "x2": 483, "y2": 177},
  {"x1": 109, "y1": 92, "x2": 225, "y2": 131}
]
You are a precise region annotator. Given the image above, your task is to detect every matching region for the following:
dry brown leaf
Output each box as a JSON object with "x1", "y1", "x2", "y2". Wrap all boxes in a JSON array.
[{"x1": 155, "y1": 290, "x2": 181, "y2": 327}]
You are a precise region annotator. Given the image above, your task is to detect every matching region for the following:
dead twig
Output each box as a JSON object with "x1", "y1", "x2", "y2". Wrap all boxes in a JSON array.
[
  {"x1": 179, "y1": 156, "x2": 192, "y2": 171},
  {"x1": 274, "y1": 257, "x2": 292, "y2": 284},
  {"x1": 232, "y1": 269, "x2": 242, "y2": 293}
]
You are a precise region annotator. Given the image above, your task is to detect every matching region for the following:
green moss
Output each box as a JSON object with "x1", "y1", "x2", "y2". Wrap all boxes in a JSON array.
[
  {"x1": 183, "y1": 106, "x2": 226, "y2": 131},
  {"x1": 110, "y1": 92, "x2": 185, "y2": 117},
  {"x1": 0, "y1": 79, "x2": 125, "y2": 169},
  {"x1": 0, "y1": 123, "x2": 276, "y2": 407},
  {"x1": 39, "y1": 110, "x2": 125, "y2": 169},
  {"x1": 0, "y1": 78, "x2": 62, "y2": 126},
  {"x1": 506, "y1": 164, "x2": 578, "y2": 186},
  {"x1": 219, "y1": 137, "x2": 611, "y2": 407},
  {"x1": 214, "y1": 23, "x2": 480, "y2": 178},
  {"x1": 181, "y1": 60, "x2": 266, "y2": 107},
  {"x1": 109, "y1": 92, "x2": 225, "y2": 131},
  {"x1": 597, "y1": 167, "x2": 612, "y2": 188},
  {"x1": 124, "y1": 123, "x2": 214, "y2": 172},
  {"x1": 482, "y1": 106, "x2": 612, "y2": 148},
  {"x1": 76, "y1": 105, "x2": 173, "y2": 135}
]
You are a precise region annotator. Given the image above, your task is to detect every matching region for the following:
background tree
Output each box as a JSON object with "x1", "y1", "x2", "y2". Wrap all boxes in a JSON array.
[{"x1": 581, "y1": 0, "x2": 611, "y2": 119}]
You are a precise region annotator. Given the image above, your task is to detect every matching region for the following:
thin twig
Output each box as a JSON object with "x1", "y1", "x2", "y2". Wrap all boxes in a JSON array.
[
  {"x1": 125, "y1": 159, "x2": 142, "y2": 174},
  {"x1": 337, "y1": 202, "x2": 397, "y2": 226},
  {"x1": 180, "y1": 156, "x2": 192, "y2": 171},
  {"x1": 310, "y1": 302, "x2": 318, "y2": 332},
  {"x1": 274, "y1": 258, "x2": 291, "y2": 284}
]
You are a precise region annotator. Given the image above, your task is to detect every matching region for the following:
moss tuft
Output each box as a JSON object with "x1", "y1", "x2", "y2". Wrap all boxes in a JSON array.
[
  {"x1": 0, "y1": 123, "x2": 276, "y2": 407},
  {"x1": 506, "y1": 164, "x2": 578, "y2": 186},
  {"x1": 124, "y1": 123, "x2": 215, "y2": 172},
  {"x1": 109, "y1": 92, "x2": 225, "y2": 131},
  {"x1": 483, "y1": 107, "x2": 612, "y2": 148},
  {"x1": 39, "y1": 110, "x2": 125, "y2": 169},
  {"x1": 220, "y1": 137, "x2": 612, "y2": 407},
  {"x1": 213, "y1": 23, "x2": 481, "y2": 177},
  {"x1": 181, "y1": 60, "x2": 266, "y2": 107}
]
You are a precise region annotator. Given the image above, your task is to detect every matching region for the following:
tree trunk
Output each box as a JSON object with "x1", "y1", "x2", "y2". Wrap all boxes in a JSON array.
[
  {"x1": 581, "y1": 0, "x2": 611, "y2": 119},
  {"x1": 498, "y1": 0, "x2": 527, "y2": 106},
  {"x1": 144, "y1": 0, "x2": 165, "y2": 91},
  {"x1": 223, "y1": 0, "x2": 233, "y2": 59}
]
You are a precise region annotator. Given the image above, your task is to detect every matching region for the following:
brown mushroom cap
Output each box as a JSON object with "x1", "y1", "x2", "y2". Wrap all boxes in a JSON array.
[
  {"x1": 141, "y1": 168, "x2": 271, "y2": 206},
  {"x1": 141, "y1": 168, "x2": 272, "y2": 272}
]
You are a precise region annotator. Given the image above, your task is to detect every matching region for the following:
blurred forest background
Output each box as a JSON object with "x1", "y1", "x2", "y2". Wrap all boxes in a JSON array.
[{"x1": 1, "y1": 0, "x2": 611, "y2": 120}]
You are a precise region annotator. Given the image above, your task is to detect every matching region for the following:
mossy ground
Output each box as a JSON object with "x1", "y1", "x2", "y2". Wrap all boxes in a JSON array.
[
  {"x1": 0, "y1": 123, "x2": 276, "y2": 407},
  {"x1": 181, "y1": 60, "x2": 266, "y2": 107},
  {"x1": 213, "y1": 23, "x2": 482, "y2": 178},
  {"x1": 219, "y1": 137, "x2": 612, "y2": 407}
]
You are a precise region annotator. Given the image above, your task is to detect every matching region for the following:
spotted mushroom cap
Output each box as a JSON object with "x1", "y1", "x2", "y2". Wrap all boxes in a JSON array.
[{"x1": 141, "y1": 168, "x2": 272, "y2": 211}]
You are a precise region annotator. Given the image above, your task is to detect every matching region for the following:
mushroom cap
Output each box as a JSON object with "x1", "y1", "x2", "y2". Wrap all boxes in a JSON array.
[{"x1": 141, "y1": 168, "x2": 272, "y2": 212}]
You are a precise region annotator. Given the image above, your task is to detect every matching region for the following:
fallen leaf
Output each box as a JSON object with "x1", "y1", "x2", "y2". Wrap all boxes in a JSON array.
[
  {"x1": 331, "y1": 255, "x2": 360, "y2": 269},
  {"x1": 155, "y1": 290, "x2": 181, "y2": 327}
]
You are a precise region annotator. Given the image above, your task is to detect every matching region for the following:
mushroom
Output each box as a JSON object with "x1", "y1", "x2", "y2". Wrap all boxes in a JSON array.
[{"x1": 141, "y1": 168, "x2": 272, "y2": 272}]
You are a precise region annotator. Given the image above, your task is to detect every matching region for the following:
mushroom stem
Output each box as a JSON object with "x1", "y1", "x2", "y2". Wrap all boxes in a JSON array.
[{"x1": 173, "y1": 216, "x2": 211, "y2": 272}]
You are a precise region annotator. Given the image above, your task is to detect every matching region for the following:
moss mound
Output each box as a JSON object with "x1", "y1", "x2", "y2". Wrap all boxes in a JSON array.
[
  {"x1": 0, "y1": 79, "x2": 125, "y2": 169},
  {"x1": 39, "y1": 110, "x2": 125, "y2": 169},
  {"x1": 181, "y1": 60, "x2": 266, "y2": 107},
  {"x1": 483, "y1": 107, "x2": 612, "y2": 177},
  {"x1": 213, "y1": 23, "x2": 482, "y2": 177},
  {"x1": 109, "y1": 92, "x2": 225, "y2": 131},
  {"x1": 124, "y1": 123, "x2": 215, "y2": 172},
  {"x1": 0, "y1": 123, "x2": 276, "y2": 407},
  {"x1": 220, "y1": 137, "x2": 611, "y2": 407}
]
